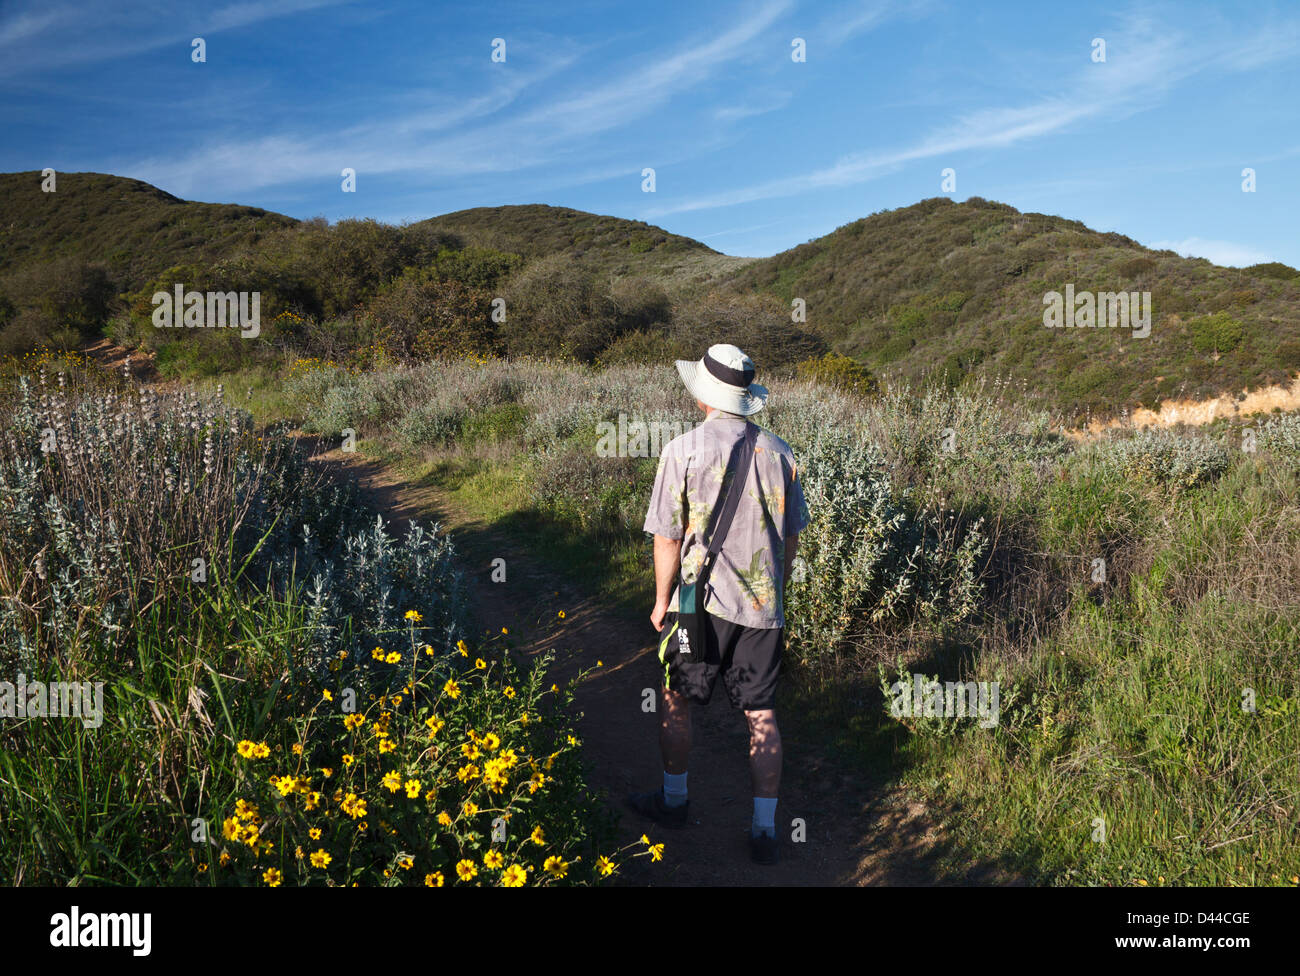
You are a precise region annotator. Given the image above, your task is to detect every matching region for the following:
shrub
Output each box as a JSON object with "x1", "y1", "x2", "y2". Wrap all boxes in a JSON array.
[
  {"x1": 673, "y1": 291, "x2": 825, "y2": 371},
  {"x1": 2, "y1": 257, "x2": 117, "y2": 340},
  {"x1": 782, "y1": 424, "x2": 987, "y2": 668},
  {"x1": 795, "y1": 352, "x2": 880, "y2": 398},
  {"x1": 364, "y1": 269, "x2": 500, "y2": 360},
  {"x1": 498, "y1": 256, "x2": 619, "y2": 362},
  {"x1": 460, "y1": 402, "x2": 529, "y2": 447},
  {"x1": 1258, "y1": 411, "x2": 1300, "y2": 457},
  {"x1": 1101, "y1": 427, "x2": 1232, "y2": 491},
  {"x1": 1189, "y1": 312, "x2": 1245, "y2": 355}
]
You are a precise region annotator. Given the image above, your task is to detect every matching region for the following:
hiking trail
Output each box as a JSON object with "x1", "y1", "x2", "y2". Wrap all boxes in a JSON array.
[
  {"x1": 87, "y1": 339, "x2": 1018, "y2": 885},
  {"x1": 300, "y1": 437, "x2": 990, "y2": 887}
]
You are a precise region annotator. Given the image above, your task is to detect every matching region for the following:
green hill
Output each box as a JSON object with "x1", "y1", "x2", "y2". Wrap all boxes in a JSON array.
[
  {"x1": 724, "y1": 196, "x2": 1300, "y2": 415},
  {"x1": 0, "y1": 173, "x2": 1294, "y2": 419},
  {"x1": 0, "y1": 171, "x2": 297, "y2": 288},
  {"x1": 416, "y1": 203, "x2": 752, "y2": 288}
]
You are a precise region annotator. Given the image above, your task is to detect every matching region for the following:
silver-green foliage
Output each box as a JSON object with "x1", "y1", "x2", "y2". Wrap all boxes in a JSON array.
[
  {"x1": 1101, "y1": 426, "x2": 1232, "y2": 490},
  {"x1": 783, "y1": 422, "x2": 987, "y2": 662},
  {"x1": 0, "y1": 370, "x2": 466, "y2": 673}
]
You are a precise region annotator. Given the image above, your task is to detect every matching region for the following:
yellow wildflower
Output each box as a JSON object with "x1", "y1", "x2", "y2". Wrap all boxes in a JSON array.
[{"x1": 544, "y1": 856, "x2": 568, "y2": 879}]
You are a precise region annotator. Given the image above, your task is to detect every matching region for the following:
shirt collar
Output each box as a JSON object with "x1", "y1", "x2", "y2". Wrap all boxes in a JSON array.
[{"x1": 704, "y1": 409, "x2": 746, "y2": 423}]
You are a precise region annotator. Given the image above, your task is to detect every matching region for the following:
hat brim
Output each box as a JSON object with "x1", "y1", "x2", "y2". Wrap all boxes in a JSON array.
[{"x1": 675, "y1": 359, "x2": 768, "y2": 416}]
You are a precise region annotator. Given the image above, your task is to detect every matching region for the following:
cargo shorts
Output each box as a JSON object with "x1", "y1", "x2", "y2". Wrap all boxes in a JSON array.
[{"x1": 656, "y1": 611, "x2": 783, "y2": 711}]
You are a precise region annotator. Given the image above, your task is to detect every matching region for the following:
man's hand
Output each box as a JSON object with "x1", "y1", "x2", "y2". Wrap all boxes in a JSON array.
[{"x1": 650, "y1": 599, "x2": 669, "y2": 633}]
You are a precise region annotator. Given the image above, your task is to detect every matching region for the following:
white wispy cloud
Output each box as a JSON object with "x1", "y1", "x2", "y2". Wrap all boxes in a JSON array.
[
  {"x1": 514, "y1": 0, "x2": 792, "y2": 137},
  {"x1": 1148, "y1": 237, "x2": 1275, "y2": 268},
  {"x1": 812, "y1": 0, "x2": 935, "y2": 49},
  {"x1": 642, "y1": 14, "x2": 1300, "y2": 217},
  {"x1": 111, "y1": 1, "x2": 794, "y2": 198},
  {"x1": 0, "y1": 6, "x2": 71, "y2": 46},
  {"x1": 0, "y1": 0, "x2": 355, "y2": 76},
  {"x1": 714, "y1": 90, "x2": 792, "y2": 122}
]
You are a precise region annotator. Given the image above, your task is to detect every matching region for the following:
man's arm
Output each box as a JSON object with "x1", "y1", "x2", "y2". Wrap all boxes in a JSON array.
[
  {"x1": 783, "y1": 532, "x2": 798, "y2": 587},
  {"x1": 651, "y1": 534, "x2": 682, "y2": 632}
]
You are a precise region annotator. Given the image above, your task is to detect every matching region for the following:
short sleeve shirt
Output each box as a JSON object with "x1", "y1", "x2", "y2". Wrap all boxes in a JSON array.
[{"x1": 643, "y1": 412, "x2": 810, "y2": 629}]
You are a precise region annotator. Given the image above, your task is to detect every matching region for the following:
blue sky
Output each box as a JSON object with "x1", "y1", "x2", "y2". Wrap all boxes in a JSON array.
[{"x1": 2, "y1": 0, "x2": 1298, "y2": 265}]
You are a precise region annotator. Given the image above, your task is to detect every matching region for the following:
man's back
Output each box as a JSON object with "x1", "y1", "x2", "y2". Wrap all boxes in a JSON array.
[{"x1": 644, "y1": 411, "x2": 809, "y2": 629}]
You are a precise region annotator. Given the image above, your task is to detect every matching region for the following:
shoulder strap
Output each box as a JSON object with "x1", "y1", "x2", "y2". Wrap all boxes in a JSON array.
[{"x1": 701, "y1": 422, "x2": 758, "y2": 561}]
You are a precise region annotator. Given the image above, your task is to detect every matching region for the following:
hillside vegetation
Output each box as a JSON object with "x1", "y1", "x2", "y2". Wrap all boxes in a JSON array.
[
  {"x1": 0, "y1": 172, "x2": 1296, "y2": 421},
  {"x1": 729, "y1": 197, "x2": 1300, "y2": 416},
  {"x1": 0, "y1": 171, "x2": 296, "y2": 287},
  {"x1": 416, "y1": 203, "x2": 752, "y2": 287}
]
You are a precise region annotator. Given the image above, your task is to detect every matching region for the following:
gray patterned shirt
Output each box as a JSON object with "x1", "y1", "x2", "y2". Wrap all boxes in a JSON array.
[{"x1": 643, "y1": 411, "x2": 810, "y2": 629}]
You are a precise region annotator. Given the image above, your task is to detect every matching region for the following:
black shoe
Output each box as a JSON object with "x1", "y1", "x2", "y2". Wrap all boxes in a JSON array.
[
  {"x1": 750, "y1": 829, "x2": 779, "y2": 865},
  {"x1": 625, "y1": 788, "x2": 689, "y2": 829}
]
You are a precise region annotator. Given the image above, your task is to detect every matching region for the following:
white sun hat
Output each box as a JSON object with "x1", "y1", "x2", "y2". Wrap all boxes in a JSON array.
[{"x1": 675, "y1": 343, "x2": 769, "y2": 416}]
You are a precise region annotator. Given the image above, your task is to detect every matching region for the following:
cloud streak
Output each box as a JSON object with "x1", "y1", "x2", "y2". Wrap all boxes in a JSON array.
[
  {"x1": 642, "y1": 15, "x2": 1300, "y2": 217},
  {"x1": 110, "y1": 1, "x2": 794, "y2": 198},
  {"x1": 0, "y1": 0, "x2": 355, "y2": 76}
]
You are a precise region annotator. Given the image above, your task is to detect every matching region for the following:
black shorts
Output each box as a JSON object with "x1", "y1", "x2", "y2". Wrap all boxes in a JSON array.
[{"x1": 656, "y1": 611, "x2": 783, "y2": 711}]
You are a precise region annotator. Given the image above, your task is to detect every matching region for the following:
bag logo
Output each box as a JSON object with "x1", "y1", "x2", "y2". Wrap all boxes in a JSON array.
[{"x1": 677, "y1": 629, "x2": 691, "y2": 654}]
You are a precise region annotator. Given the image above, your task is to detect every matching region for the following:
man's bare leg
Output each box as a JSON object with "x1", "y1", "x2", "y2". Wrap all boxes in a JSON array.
[
  {"x1": 661, "y1": 683, "x2": 691, "y2": 774},
  {"x1": 745, "y1": 707, "x2": 781, "y2": 837}
]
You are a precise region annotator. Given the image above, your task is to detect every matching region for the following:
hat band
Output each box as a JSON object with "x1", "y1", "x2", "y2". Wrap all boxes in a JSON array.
[{"x1": 703, "y1": 354, "x2": 754, "y2": 389}]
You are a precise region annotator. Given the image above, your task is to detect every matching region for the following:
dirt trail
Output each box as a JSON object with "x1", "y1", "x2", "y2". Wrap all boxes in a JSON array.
[{"x1": 300, "y1": 437, "x2": 996, "y2": 887}]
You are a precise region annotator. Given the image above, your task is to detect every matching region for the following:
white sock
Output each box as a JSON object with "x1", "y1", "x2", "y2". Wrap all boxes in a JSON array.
[
  {"x1": 663, "y1": 771, "x2": 688, "y2": 807},
  {"x1": 752, "y1": 796, "x2": 777, "y2": 837}
]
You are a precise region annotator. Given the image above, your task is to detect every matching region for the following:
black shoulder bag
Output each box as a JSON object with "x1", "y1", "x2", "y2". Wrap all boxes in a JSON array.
[{"x1": 676, "y1": 422, "x2": 758, "y2": 656}]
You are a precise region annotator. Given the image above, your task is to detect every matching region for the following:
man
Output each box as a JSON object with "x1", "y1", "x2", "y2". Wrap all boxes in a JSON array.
[{"x1": 628, "y1": 343, "x2": 810, "y2": 865}]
